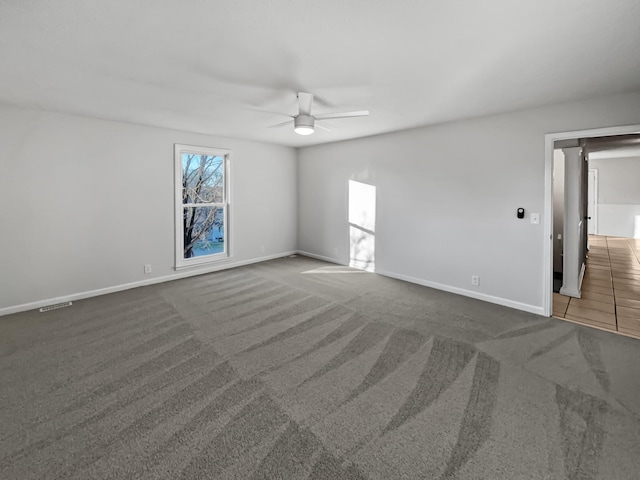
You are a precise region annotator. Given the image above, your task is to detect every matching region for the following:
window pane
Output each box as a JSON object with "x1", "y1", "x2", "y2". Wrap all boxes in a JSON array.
[
  {"x1": 182, "y1": 154, "x2": 224, "y2": 204},
  {"x1": 183, "y1": 206, "x2": 224, "y2": 259}
]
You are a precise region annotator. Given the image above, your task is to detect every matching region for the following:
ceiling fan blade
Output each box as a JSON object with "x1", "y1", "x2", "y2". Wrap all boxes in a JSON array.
[
  {"x1": 315, "y1": 121, "x2": 331, "y2": 132},
  {"x1": 268, "y1": 119, "x2": 294, "y2": 128},
  {"x1": 314, "y1": 110, "x2": 369, "y2": 120},
  {"x1": 242, "y1": 105, "x2": 294, "y2": 117},
  {"x1": 297, "y1": 92, "x2": 313, "y2": 116}
]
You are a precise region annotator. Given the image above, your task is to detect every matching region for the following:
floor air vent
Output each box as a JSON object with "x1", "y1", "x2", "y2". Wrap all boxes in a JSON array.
[{"x1": 40, "y1": 301, "x2": 73, "y2": 312}]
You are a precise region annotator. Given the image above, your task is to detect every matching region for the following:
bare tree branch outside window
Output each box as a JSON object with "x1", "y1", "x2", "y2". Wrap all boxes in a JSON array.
[{"x1": 182, "y1": 154, "x2": 225, "y2": 259}]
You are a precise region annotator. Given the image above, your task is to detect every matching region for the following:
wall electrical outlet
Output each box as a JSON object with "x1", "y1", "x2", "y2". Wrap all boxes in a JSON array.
[
  {"x1": 144, "y1": 264, "x2": 152, "y2": 274},
  {"x1": 471, "y1": 275, "x2": 480, "y2": 286},
  {"x1": 260, "y1": 246, "x2": 265, "y2": 254}
]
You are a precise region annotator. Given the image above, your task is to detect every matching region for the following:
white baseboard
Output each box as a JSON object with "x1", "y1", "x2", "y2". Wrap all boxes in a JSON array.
[
  {"x1": 296, "y1": 250, "x2": 342, "y2": 265},
  {"x1": 2, "y1": 250, "x2": 544, "y2": 318},
  {"x1": 0, "y1": 251, "x2": 297, "y2": 317},
  {"x1": 296, "y1": 252, "x2": 544, "y2": 315},
  {"x1": 375, "y1": 268, "x2": 545, "y2": 316}
]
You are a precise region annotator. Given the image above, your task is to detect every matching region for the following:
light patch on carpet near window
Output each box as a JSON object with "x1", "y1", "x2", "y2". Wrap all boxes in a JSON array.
[{"x1": 302, "y1": 266, "x2": 368, "y2": 274}]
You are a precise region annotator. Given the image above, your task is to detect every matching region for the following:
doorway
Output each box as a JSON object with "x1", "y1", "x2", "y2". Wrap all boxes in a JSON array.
[
  {"x1": 544, "y1": 125, "x2": 640, "y2": 316},
  {"x1": 545, "y1": 127, "x2": 640, "y2": 337}
]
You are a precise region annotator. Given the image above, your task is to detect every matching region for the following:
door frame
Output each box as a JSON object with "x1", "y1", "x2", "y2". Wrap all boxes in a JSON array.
[
  {"x1": 543, "y1": 124, "x2": 640, "y2": 317},
  {"x1": 587, "y1": 168, "x2": 598, "y2": 235}
]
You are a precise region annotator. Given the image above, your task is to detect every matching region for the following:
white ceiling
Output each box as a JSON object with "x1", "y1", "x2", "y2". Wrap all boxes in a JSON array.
[{"x1": 1, "y1": 0, "x2": 639, "y2": 147}]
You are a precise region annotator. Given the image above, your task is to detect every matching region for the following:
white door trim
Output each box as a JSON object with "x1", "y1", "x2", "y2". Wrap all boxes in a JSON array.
[
  {"x1": 543, "y1": 124, "x2": 640, "y2": 317},
  {"x1": 588, "y1": 169, "x2": 598, "y2": 235}
]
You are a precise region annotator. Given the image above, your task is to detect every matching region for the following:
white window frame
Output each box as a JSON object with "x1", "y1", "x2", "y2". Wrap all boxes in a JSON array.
[{"x1": 174, "y1": 144, "x2": 231, "y2": 269}]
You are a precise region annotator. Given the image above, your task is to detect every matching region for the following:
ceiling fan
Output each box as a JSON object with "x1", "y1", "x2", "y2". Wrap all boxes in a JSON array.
[{"x1": 269, "y1": 92, "x2": 369, "y2": 136}]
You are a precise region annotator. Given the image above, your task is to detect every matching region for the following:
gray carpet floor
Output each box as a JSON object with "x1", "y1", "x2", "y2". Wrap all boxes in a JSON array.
[{"x1": 1, "y1": 255, "x2": 640, "y2": 479}]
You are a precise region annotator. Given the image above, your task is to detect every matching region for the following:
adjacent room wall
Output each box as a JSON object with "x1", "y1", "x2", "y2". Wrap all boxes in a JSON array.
[
  {"x1": 297, "y1": 92, "x2": 640, "y2": 314},
  {"x1": 0, "y1": 105, "x2": 298, "y2": 314},
  {"x1": 552, "y1": 149, "x2": 565, "y2": 274},
  {"x1": 588, "y1": 155, "x2": 640, "y2": 237}
]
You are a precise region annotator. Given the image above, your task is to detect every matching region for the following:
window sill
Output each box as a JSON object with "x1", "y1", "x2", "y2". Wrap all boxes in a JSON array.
[{"x1": 175, "y1": 253, "x2": 230, "y2": 271}]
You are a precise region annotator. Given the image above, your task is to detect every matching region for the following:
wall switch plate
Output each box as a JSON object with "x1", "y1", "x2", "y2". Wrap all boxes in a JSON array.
[
  {"x1": 471, "y1": 275, "x2": 480, "y2": 286},
  {"x1": 531, "y1": 213, "x2": 540, "y2": 224}
]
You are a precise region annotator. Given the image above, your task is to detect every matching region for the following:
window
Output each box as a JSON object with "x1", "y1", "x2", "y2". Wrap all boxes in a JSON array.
[{"x1": 174, "y1": 144, "x2": 230, "y2": 268}]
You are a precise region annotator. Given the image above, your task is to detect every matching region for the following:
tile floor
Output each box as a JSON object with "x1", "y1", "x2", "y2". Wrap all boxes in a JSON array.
[{"x1": 553, "y1": 235, "x2": 640, "y2": 339}]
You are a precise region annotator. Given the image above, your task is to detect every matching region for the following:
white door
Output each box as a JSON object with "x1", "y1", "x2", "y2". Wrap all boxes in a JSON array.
[{"x1": 587, "y1": 169, "x2": 598, "y2": 235}]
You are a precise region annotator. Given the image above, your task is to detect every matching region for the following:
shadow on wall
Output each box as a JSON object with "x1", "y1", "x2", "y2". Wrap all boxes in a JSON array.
[{"x1": 348, "y1": 180, "x2": 376, "y2": 272}]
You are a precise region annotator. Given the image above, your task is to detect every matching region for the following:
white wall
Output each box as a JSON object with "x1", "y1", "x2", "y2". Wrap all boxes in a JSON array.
[
  {"x1": 298, "y1": 92, "x2": 640, "y2": 314},
  {"x1": 0, "y1": 105, "x2": 297, "y2": 314},
  {"x1": 589, "y1": 156, "x2": 640, "y2": 237}
]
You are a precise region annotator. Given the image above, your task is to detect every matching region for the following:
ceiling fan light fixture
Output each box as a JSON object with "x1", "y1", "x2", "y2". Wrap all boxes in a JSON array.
[
  {"x1": 294, "y1": 114, "x2": 315, "y2": 135},
  {"x1": 294, "y1": 126, "x2": 314, "y2": 135},
  {"x1": 267, "y1": 93, "x2": 369, "y2": 135}
]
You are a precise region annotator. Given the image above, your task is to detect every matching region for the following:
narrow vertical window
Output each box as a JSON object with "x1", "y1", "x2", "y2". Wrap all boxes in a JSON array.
[{"x1": 175, "y1": 144, "x2": 230, "y2": 268}]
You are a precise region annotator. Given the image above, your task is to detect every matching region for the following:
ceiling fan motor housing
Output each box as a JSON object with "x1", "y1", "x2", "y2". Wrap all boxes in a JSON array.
[
  {"x1": 294, "y1": 114, "x2": 314, "y2": 129},
  {"x1": 267, "y1": 92, "x2": 368, "y2": 134}
]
